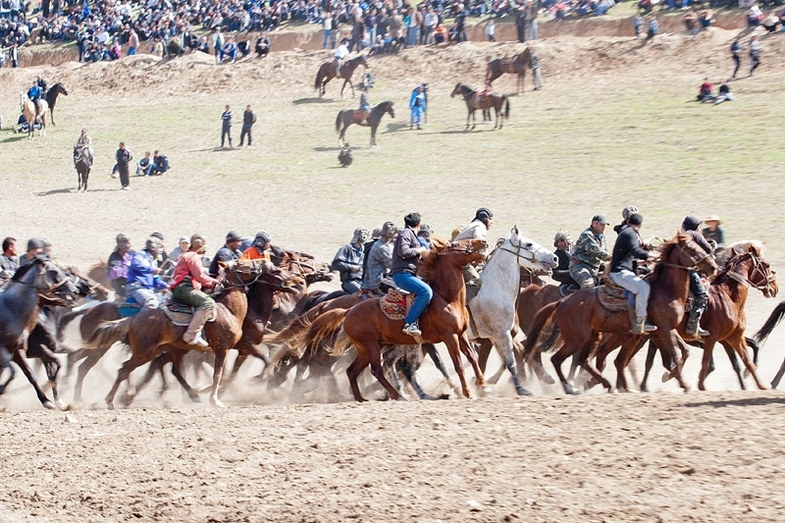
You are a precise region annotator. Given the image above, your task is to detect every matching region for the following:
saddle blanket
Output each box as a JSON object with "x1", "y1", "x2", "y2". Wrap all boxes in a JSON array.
[
  {"x1": 597, "y1": 281, "x2": 634, "y2": 313},
  {"x1": 379, "y1": 289, "x2": 415, "y2": 321},
  {"x1": 162, "y1": 299, "x2": 217, "y2": 327}
]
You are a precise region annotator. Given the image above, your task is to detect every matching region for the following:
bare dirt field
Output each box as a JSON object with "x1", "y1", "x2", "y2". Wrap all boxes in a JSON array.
[{"x1": 1, "y1": 17, "x2": 784, "y2": 522}]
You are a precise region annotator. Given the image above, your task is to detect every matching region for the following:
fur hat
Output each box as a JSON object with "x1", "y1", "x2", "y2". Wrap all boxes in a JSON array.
[
  {"x1": 351, "y1": 227, "x2": 371, "y2": 244},
  {"x1": 553, "y1": 231, "x2": 572, "y2": 247},
  {"x1": 380, "y1": 221, "x2": 397, "y2": 240},
  {"x1": 419, "y1": 223, "x2": 434, "y2": 238},
  {"x1": 622, "y1": 206, "x2": 639, "y2": 220}
]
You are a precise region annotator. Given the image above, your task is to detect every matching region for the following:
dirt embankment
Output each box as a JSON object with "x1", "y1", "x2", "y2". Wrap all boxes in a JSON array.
[{"x1": 16, "y1": 11, "x2": 748, "y2": 67}]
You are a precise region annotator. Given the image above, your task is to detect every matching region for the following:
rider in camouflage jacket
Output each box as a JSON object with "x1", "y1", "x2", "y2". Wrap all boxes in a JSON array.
[{"x1": 568, "y1": 215, "x2": 611, "y2": 288}]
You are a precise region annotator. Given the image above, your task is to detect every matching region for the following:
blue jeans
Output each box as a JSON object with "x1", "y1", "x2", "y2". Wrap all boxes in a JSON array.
[
  {"x1": 342, "y1": 279, "x2": 362, "y2": 294},
  {"x1": 392, "y1": 272, "x2": 433, "y2": 325}
]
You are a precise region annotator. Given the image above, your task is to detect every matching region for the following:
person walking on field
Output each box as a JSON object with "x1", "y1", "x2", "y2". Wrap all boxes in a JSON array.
[
  {"x1": 748, "y1": 35, "x2": 761, "y2": 76},
  {"x1": 239, "y1": 105, "x2": 256, "y2": 147},
  {"x1": 729, "y1": 37, "x2": 741, "y2": 80},
  {"x1": 115, "y1": 142, "x2": 132, "y2": 190},
  {"x1": 220, "y1": 105, "x2": 232, "y2": 148}
]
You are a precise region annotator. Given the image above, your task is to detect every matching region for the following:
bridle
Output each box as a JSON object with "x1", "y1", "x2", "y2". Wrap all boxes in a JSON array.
[
  {"x1": 218, "y1": 261, "x2": 272, "y2": 293},
  {"x1": 658, "y1": 239, "x2": 714, "y2": 271},
  {"x1": 726, "y1": 252, "x2": 776, "y2": 292},
  {"x1": 498, "y1": 238, "x2": 538, "y2": 264}
]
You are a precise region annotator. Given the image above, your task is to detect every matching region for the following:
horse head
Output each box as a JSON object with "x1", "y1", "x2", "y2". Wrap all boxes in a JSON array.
[
  {"x1": 503, "y1": 225, "x2": 558, "y2": 272},
  {"x1": 12, "y1": 255, "x2": 79, "y2": 306},
  {"x1": 725, "y1": 244, "x2": 778, "y2": 298},
  {"x1": 661, "y1": 232, "x2": 717, "y2": 276},
  {"x1": 383, "y1": 101, "x2": 395, "y2": 119},
  {"x1": 450, "y1": 83, "x2": 464, "y2": 98}
]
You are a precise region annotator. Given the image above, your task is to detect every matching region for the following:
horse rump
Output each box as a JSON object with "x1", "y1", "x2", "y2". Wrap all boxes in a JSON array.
[{"x1": 521, "y1": 301, "x2": 561, "y2": 362}]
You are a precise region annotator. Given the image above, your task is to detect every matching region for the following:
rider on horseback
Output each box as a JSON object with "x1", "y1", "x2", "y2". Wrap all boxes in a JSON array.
[
  {"x1": 126, "y1": 238, "x2": 168, "y2": 309},
  {"x1": 391, "y1": 212, "x2": 432, "y2": 338},
  {"x1": 240, "y1": 231, "x2": 272, "y2": 261},
  {"x1": 75, "y1": 128, "x2": 94, "y2": 165},
  {"x1": 26, "y1": 80, "x2": 43, "y2": 122},
  {"x1": 359, "y1": 83, "x2": 372, "y2": 125},
  {"x1": 681, "y1": 215, "x2": 714, "y2": 339},
  {"x1": 334, "y1": 38, "x2": 350, "y2": 75},
  {"x1": 569, "y1": 215, "x2": 611, "y2": 289},
  {"x1": 170, "y1": 234, "x2": 219, "y2": 348},
  {"x1": 608, "y1": 213, "x2": 657, "y2": 334},
  {"x1": 454, "y1": 207, "x2": 493, "y2": 286}
]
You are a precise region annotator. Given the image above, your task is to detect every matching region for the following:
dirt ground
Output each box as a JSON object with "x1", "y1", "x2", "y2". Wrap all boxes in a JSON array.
[{"x1": 1, "y1": 17, "x2": 785, "y2": 522}]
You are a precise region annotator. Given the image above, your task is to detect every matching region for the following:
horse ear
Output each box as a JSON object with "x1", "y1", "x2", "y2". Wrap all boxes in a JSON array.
[{"x1": 511, "y1": 225, "x2": 519, "y2": 237}]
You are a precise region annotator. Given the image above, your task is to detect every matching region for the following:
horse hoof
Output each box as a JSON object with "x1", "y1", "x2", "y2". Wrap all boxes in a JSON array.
[
  {"x1": 211, "y1": 398, "x2": 227, "y2": 408},
  {"x1": 42, "y1": 400, "x2": 55, "y2": 410},
  {"x1": 661, "y1": 371, "x2": 673, "y2": 383},
  {"x1": 543, "y1": 374, "x2": 556, "y2": 385}
]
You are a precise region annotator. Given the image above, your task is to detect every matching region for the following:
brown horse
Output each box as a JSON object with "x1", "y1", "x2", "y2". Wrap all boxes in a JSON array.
[
  {"x1": 314, "y1": 54, "x2": 368, "y2": 98},
  {"x1": 336, "y1": 100, "x2": 395, "y2": 146},
  {"x1": 84, "y1": 260, "x2": 299, "y2": 408},
  {"x1": 485, "y1": 47, "x2": 533, "y2": 94},
  {"x1": 596, "y1": 244, "x2": 777, "y2": 392},
  {"x1": 450, "y1": 83, "x2": 510, "y2": 130},
  {"x1": 755, "y1": 301, "x2": 785, "y2": 388},
  {"x1": 523, "y1": 234, "x2": 717, "y2": 395},
  {"x1": 313, "y1": 238, "x2": 489, "y2": 401}
]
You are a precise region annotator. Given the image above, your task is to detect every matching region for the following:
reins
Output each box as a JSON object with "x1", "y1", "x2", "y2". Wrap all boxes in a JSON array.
[{"x1": 725, "y1": 252, "x2": 775, "y2": 292}]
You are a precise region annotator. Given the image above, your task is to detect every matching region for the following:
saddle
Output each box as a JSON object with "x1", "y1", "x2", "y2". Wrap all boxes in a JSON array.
[
  {"x1": 162, "y1": 297, "x2": 217, "y2": 326},
  {"x1": 379, "y1": 288, "x2": 416, "y2": 321},
  {"x1": 353, "y1": 110, "x2": 370, "y2": 123},
  {"x1": 117, "y1": 297, "x2": 141, "y2": 318},
  {"x1": 596, "y1": 279, "x2": 634, "y2": 313}
]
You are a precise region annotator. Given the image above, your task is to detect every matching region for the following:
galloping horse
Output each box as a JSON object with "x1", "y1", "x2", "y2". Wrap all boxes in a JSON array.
[
  {"x1": 73, "y1": 145, "x2": 91, "y2": 192},
  {"x1": 467, "y1": 227, "x2": 557, "y2": 396},
  {"x1": 755, "y1": 301, "x2": 785, "y2": 388},
  {"x1": 0, "y1": 255, "x2": 77, "y2": 409},
  {"x1": 314, "y1": 238, "x2": 490, "y2": 401},
  {"x1": 486, "y1": 47, "x2": 533, "y2": 94},
  {"x1": 523, "y1": 234, "x2": 717, "y2": 395},
  {"x1": 85, "y1": 260, "x2": 300, "y2": 408},
  {"x1": 450, "y1": 83, "x2": 510, "y2": 130},
  {"x1": 20, "y1": 93, "x2": 49, "y2": 138},
  {"x1": 45, "y1": 83, "x2": 68, "y2": 125},
  {"x1": 336, "y1": 100, "x2": 395, "y2": 146},
  {"x1": 315, "y1": 54, "x2": 369, "y2": 98}
]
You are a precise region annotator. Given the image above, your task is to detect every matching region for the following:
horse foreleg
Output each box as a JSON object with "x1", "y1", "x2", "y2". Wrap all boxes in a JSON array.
[
  {"x1": 660, "y1": 330, "x2": 691, "y2": 392},
  {"x1": 697, "y1": 338, "x2": 718, "y2": 391},
  {"x1": 494, "y1": 332, "x2": 531, "y2": 396},
  {"x1": 458, "y1": 334, "x2": 487, "y2": 393},
  {"x1": 442, "y1": 334, "x2": 473, "y2": 399},
  {"x1": 0, "y1": 345, "x2": 16, "y2": 394},
  {"x1": 727, "y1": 337, "x2": 768, "y2": 390},
  {"x1": 209, "y1": 348, "x2": 228, "y2": 407},
  {"x1": 772, "y1": 357, "x2": 785, "y2": 389},
  {"x1": 168, "y1": 350, "x2": 201, "y2": 402},
  {"x1": 12, "y1": 347, "x2": 54, "y2": 409}
]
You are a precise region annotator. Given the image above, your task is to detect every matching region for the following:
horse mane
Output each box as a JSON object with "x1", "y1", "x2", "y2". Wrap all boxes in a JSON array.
[
  {"x1": 417, "y1": 238, "x2": 448, "y2": 283},
  {"x1": 647, "y1": 232, "x2": 688, "y2": 284},
  {"x1": 11, "y1": 256, "x2": 44, "y2": 282}
]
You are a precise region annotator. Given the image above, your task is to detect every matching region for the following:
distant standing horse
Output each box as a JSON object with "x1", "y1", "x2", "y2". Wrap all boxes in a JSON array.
[
  {"x1": 73, "y1": 146, "x2": 92, "y2": 192},
  {"x1": 21, "y1": 94, "x2": 49, "y2": 138},
  {"x1": 336, "y1": 101, "x2": 395, "y2": 146},
  {"x1": 315, "y1": 54, "x2": 369, "y2": 98},
  {"x1": 486, "y1": 47, "x2": 533, "y2": 94},
  {"x1": 45, "y1": 83, "x2": 68, "y2": 126},
  {"x1": 450, "y1": 83, "x2": 510, "y2": 130}
]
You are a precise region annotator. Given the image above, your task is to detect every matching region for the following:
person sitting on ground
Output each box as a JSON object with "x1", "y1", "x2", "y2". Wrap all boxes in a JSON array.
[
  {"x1": 221, "y1": 37, "x2": 238, "y2": 63},
  {"x1": 136, "y1": 151, "x2": 153, "y2": 176},
  {"x1": 714, "y1": 81, "x2": 734, "y2": 105},
  {"x1": 680, "y1": 215, "x2": 715, "y2": 338},
  {"x1": 609, "y1": 213, "x2": 657, "y2": 334},
  {"x1": 15, "y1": 112, "x2": 30, "y2": 133},
  {"x1": 332, "y1": 227, "x2": 370, "y2": 294},
  {"x1": 151, "y1": 150, "x2": 169, "y2": 175},
  {"x1": 391, "y1": 212, "x2": 432, "y2": 337},
  {"x1": 338, "y1": 143, "x2": 353, "y2": 166},
  {"x1": 240, "y1": 231, "x2": 272, "y2": 261},
  {"x1": 170, "y1": 234, "x2": 219, "y2": 348},
  {"x1": 683, "y1": 7, "x2": 697, "y2": 34},
  {"x1": 698, "y1": 8, "x2": 713, "y2": 29},
  {"x1": 236, "y1": 38, "x2": 251, "y2": 57},
  {"x1": 552, "y1": 231, "x2": 574, "y2": 285},
  {"x1": 255, "y1": 34, "x2": 271, "y2": 57},
  {"x1": 125, "y1": 237, "x2": 168, "y2": 309},
  {"x1": 697, "y1": 77, "x2": 714, "y2": 102},
  {"x1": 433, "y1": 22, "x2": 448, "y2": 43},
  {"x1": 701, "y1": 215, "x2": 725, "y2": 251},
  {"x1": 569, "y1": 215, "x2": 611, "y2": 289},
  {"x1": 761, "y1": 10, "x2": 780, "y2": 32}
]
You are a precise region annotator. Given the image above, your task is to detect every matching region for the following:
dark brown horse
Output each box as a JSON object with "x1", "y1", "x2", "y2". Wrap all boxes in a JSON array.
[
  {"x1": 485, "y1": 47, "x2": 533, "y2": 94},
  {"x1": 336, "y1": 101, "x2": 395, "y2": 146},
  {"x1": 523, "y1": 234, "x2": 717, "y2": 395},
  {"x1": 755, "y1": 301, "x2": 785, "y2": 388},
  {"x1": 45, "y1": 82, "x2": 68, "y2": 125},
  {"x1": 450, "y1": 83, "x2": 510, "y2": 130},
  {"x1": 73, "y1": 145, "x2": 91, "y2": 192},
  {"x1": 315, "y1": 54, "x2": 368, "y2": 98},
  {"x1": 312, "y1": 238, "x2": 490, "y2": 401},
  {"x1": 84, "y1": 260, "x2": 300, "y2": 408},
  {"x1": 595, "y1": 244, "x2": 777, "y2": 392}
]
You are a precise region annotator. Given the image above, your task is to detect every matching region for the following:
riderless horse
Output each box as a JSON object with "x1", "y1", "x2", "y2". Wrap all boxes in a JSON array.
[
  {"x1": 450, "y1": 83, "x2": 510, "y2": 130},
  {"x1": 486, "y1": 47, "x2": 533, "y2": 94},
  {"x1": 336, "y1": 100, "x2": 395, "y2": 146},
  {"x1": 315, "y1": 54, "x2": 369, "y2": 98},
  {"x1": 45, "y1": 83, "x2": 68, "y2": 126}
]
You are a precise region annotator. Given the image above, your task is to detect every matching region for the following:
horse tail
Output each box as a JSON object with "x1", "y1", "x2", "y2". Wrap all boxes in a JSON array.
[
  {"x1": 265, "y1": 305, "x2": 324, "y2": 359},
  {"x1": 336, "y1": 111, "x2": 343, "y2": 132},
  {"x1": 56, "y1": 307, "x2": 90, "y2": 342},
  {"x1": 504, "y1": 96, "x2": 510, "y2": 119},
  {"x1": 754, "y1": 300, "x2": 785, "y2": 344},
  {"x1": 83, "y1": 318, "x2": 130, "y2": 350},
  {"x1": 522, "y1": 301, "x2": 560, "y2": 363},
  {"x1": 296, "y1": 307, "x2": 348, "y2": 357}
]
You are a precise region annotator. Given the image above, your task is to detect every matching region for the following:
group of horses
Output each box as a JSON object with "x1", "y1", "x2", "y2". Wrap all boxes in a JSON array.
[
  {"x1": 0, "y1": 228, "x2": 782, "y2": 410},
  {"x1": 16, "y1": 82, "x2": 69, "y2": 139},
  {"x1": 316, "y1": 48, "x2": 534, "y2": 145}
]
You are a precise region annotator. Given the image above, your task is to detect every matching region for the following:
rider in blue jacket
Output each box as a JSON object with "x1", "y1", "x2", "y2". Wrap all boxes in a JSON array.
[{"x1": 27, "y1": 80, "x2": 43, "y2": 120}]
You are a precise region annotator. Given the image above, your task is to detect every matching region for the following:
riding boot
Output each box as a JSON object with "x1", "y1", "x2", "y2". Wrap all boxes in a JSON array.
[
  {"x1": 633, "y1": 317, "x2": 657, "y2": 335},
  {"x1": 685, "y1": 307, "x2": 709, "y2": 338},
  {"x1": 183, "y1": 308, "x2": 212, "y2": 348}
]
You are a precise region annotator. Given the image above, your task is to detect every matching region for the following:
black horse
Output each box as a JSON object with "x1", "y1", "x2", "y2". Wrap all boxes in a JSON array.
[
  {"x1": 450, "y1": 83, "x2": 510, "y2": 130},
  {"x1": 336, "y1": 101, "x2": 395, "y2": 146},
  {"x1": 45, "y1": 83, "x2": 68, "y2": 126},
  {"x1": 0, "y1": 255, "x2": 77, "y2": 409},
  {"x1": 315, "y1": 54, "x2": 368, "y2": 98},
  {"x1": 73, "y1": 145, "x2": 92, "y2": 192}
]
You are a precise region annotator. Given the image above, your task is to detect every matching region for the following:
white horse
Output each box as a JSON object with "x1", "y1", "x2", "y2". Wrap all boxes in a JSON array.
[
  {"x1": 20, "y1": 92, "x2": 48, "y2": 138},
  {"x1": 468, "y1": 226, "x2": 558, "y2": 396}
]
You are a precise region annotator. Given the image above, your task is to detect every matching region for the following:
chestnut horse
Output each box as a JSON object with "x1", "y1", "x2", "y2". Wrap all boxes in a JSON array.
[
  {"x1": 596, "y1": 243, "x2": 777, "y2": 392},
  {"x1": 315, "y1": 54, "x2": 369, "y2": 98},
  {"x1": 755, "y1": 301, "x2": 785, "y2": 388},
  {"x1": 523, "y1": 234, "x2": 717, "y2": 395},
  {"x1": 486, "y1": 47, "x2": 533, "y2": 94},
  {"x1": 84, "y1": 260, "x2": 300, "y2": 408},
  {"x1": 319, "y1": 238, "x2": 490, "y2": 401},
  {"x1": 450, "y1": 83, "x2": 510, "y2": 130},
  {"x1": 336, "y1": 100, "x2": 395, "y2": 146}
]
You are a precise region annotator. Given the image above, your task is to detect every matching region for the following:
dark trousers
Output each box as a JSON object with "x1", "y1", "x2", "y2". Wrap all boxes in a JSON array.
[
  {"x1": 731, "y1": 54, "x2": 740, "y2": 78},
  {"x1": 517, "y1": 25, "x2": 526, "y2": 43},
  {"x1": 240, "y1": 124, "x2": 253, "y2": 145},
  {"x1": 749, "y1": 55, "x2": 760, "y2": 75},
  {"x1": 118, "y1": 164, "x2": 130, "y2": 188},
  {"x1": 221, "y1": 125, "x2": 232, "y2": 147}
]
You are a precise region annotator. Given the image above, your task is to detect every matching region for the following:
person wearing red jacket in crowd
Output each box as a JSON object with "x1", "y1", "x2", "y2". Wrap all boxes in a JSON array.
[{"x1": 170, "y1": 234, "x2": 219, "y2": 348}]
